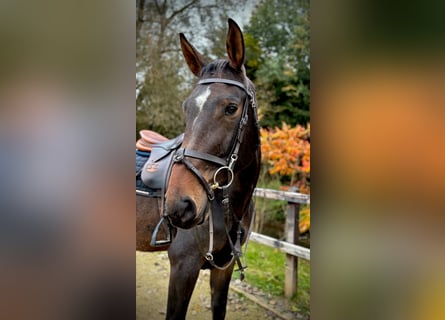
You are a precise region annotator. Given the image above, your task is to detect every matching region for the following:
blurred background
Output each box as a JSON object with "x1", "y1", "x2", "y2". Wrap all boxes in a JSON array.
[{"x1": 312, "y1": 0, "x2": 445, "y2": 319}]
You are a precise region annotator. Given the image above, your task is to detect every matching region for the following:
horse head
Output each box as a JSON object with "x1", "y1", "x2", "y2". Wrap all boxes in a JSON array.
[{"x1": 165, "y1": 19, "x2": 260, "y2": 229}]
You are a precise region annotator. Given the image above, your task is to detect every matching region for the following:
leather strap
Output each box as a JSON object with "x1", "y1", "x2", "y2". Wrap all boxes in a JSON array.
[
  {"x1": 181, "y1": 158, "x2": 215, "y2": 200},
  {"x1": 182, "y1": 149, "x2": 227, "y2": 167},
  {"x1": 198, "y1": 78, "x2": 246, "y2": 91},
  {"x1": 204, "y1": 193, "x2": 245, "y2": 277}
]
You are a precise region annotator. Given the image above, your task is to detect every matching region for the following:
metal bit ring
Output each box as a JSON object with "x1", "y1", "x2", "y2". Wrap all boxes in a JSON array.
[{"x1": 212, "y1": 166, "x2": 234, "y2": 189}]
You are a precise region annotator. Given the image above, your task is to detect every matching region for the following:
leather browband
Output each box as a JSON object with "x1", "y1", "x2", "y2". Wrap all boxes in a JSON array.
[{"x1": 198, "y1": 78, "x2": 247, "y2": 92}]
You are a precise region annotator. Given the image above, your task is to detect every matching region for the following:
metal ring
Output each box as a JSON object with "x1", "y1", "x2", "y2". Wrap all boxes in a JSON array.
[
  {"x1": 205, "y1": 252, "x2": 214, "y2": 261},
  {"x1": 212, "y1": 166, "x2": 234, "y2": 189}
]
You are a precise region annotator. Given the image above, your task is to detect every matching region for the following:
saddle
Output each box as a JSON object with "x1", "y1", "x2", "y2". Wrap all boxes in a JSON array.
[
  {"x1": 136, "y1": 130, "x2": 184, "y2": 247},
  {"x1": 139, "y1": 132, "x2": 184, "y2": 191},
  {"x1": 136, "y1": 130, "x2": 169, "y2": 152}
]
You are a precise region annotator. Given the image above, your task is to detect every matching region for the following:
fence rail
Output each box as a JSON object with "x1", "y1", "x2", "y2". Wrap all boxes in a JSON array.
[
  {"x1": 253, "y1": 187, "x2": 310, "y2": 204},
  {"x1": 249, "y1": 232, "x2": 310, "y2": 260},
  {"x1": 251, "y1": 187, "x2": 310, "y2": 297}
]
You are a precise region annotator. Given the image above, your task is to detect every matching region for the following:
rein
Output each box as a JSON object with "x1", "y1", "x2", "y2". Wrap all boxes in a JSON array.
[
  {"x1": 204, "y1": 188, "x2": 247, "y2": 279},
  {"x1": 171, "y1": 77, "x2": 256, "y2": 278}
]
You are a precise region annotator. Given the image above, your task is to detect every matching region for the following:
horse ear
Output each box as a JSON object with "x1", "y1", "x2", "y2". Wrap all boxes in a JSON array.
[
  {"x1": 179, "y1": 33, "x2": 206, "y2": 77},
  {"x1": 226, "y1": 18, "x2": 245, "y2": 70}
]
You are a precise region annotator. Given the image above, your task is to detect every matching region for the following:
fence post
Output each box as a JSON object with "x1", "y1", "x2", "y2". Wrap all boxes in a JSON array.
[{"x1": 285, "y1": 201, "x2": 300, "y2": 297}]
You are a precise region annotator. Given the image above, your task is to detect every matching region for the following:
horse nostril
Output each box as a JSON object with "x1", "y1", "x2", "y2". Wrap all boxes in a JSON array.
[
  {"x1": 168, "y1": 197, "x2": 196, "y2": 218},
  {"x1": 166, "y1": 196, "x2": 198, "y2": 229},
  {"x1": 181, "y1": 197, "x2": 196, "y2": 216}
]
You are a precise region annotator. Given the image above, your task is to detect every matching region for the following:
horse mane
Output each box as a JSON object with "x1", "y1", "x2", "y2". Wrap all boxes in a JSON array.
[
  {"x1": 199, "y1": 59, "x2": 231, "y2": 78},
  {"x1": 199, "y1": 59, "x2": 251, "y2": 88}
]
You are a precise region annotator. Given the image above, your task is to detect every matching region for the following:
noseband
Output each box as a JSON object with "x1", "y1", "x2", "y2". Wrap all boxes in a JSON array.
[{"x1": 172, "y1": 78, "x2": 255, "y2": 201}]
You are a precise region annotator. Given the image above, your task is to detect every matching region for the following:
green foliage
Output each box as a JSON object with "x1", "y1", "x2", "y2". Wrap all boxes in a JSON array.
[
  {"x1": 244, "y1": 32, "x2": 262, "y2": 78},
  {"x1": 244, "y1": 0, "x2": 310, "y2": 128},
  {"x1": 243, "y1": 242, "x2": 310, "y2": 317},
  {"x1": 136, "y1": 51, "x2": 186, "y2": 138}
]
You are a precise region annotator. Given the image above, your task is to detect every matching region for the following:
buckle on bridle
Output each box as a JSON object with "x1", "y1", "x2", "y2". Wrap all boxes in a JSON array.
[
  {"x1": 228, "y1": 154, "x2": 238, "y2": 170},
  {"x1": 173, "y1": 148, "x2": 185, "y2": 162}
]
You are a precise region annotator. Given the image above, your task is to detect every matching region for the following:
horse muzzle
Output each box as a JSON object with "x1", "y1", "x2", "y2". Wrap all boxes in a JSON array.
[{"x1": 165, "y1": 196, "x2": 208, "y2": 229}]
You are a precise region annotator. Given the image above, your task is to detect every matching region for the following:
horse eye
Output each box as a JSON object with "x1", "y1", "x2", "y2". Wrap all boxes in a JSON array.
[{"x1": 224, "y1": 104, "x2": 238, "y2": 116}]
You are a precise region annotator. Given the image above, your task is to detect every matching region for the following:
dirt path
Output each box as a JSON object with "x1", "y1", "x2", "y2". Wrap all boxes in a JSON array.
[{"x1": 136, "y1": 251, "x2": 300, "y2": 320}]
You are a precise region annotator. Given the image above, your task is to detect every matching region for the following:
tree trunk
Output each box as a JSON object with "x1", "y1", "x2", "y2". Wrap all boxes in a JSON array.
[{"x1": 136, "y1": 0, "x2": 146, "y2": 37}]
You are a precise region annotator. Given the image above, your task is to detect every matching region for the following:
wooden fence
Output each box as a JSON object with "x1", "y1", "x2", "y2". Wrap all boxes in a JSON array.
[{"x1": 251, "y1": 188, "x2": 310, "y2": 297}]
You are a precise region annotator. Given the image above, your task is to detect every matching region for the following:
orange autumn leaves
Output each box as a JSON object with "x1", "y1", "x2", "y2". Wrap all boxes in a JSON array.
[{"x1": 260, "y1": 123, "x2": 310, "y2": 194}]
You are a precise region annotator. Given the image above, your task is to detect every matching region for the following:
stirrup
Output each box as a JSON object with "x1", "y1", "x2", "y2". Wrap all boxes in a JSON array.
[{"x1": 150, "y1": 216, "x2": 173, "y2": 246}]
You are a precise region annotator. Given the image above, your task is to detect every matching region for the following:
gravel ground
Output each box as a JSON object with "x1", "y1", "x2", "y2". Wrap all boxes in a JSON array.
[{"x1": 136, "y1": 251, "x2": 303, "y2": 320}]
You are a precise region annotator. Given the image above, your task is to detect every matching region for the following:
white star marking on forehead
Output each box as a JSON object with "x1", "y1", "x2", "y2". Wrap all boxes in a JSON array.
[{"x1": 195, "y1": 86, "x2": 211, "y2": 113}]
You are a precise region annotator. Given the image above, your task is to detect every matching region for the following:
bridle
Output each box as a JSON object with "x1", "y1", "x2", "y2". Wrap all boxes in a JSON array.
[
  {"x1": 172, "y1": 78, "x2": 255, "y2": 200},
  {"x1": 171, "y1": 77, "x2": 258, "y2": 278}
]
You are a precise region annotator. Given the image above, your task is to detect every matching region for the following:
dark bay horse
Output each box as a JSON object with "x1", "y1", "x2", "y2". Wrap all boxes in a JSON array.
[{"x1": 136, "y1": 19, "x2": 261, "y2": 320}]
